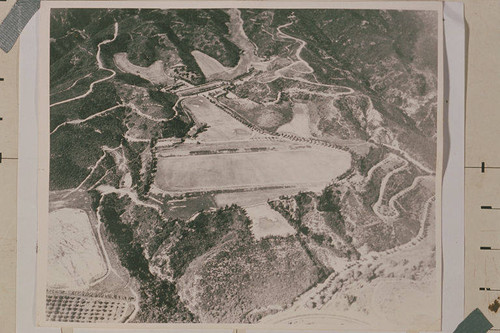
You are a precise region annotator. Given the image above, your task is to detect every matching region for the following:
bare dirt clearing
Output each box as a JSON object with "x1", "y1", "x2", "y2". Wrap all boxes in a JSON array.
[
  {"x1": 48, "y1": 208, "x2": 107, "y2": 290},
  {"x1": 246, "y1": 204, "x2": 296, "y2": 240},
  {"x1": 192, "y1": 50, "x2": 231, "y2": 77},
  {"x1": 114, "y1": 53, "x2": 173, "y2": 85},
  {"x1": 277, "y1": 103, "x2": 312, "y2": 138},
  {"x1": 182, "y1": 96, "x2": 253, "y2": 142}
]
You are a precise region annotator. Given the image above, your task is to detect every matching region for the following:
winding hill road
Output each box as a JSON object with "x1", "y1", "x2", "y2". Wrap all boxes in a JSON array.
[
  {"x1": 50, "y1": 104, "x2": 124, "y2": 135},
  {"x1": 276, "y1": 21, "x2": 314, "y2": 74},
  {"x1": 50, "y1": 22, "x2": 119, "y2": 108}
]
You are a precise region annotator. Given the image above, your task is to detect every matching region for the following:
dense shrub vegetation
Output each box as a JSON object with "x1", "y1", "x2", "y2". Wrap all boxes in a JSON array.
[{"x1": 99, "y1": 194, "x2": 196, "y2": 322}]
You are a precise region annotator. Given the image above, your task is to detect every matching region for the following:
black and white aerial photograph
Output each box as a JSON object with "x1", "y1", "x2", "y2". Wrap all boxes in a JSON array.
[{"x1": 37, "y1": 1, "x2": 443, "y2": 330}]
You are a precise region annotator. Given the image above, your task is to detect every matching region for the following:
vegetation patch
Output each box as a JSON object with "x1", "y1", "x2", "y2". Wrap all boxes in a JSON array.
[{"x1": 99, "y1": 194, "x2": 196, "y2": 323}]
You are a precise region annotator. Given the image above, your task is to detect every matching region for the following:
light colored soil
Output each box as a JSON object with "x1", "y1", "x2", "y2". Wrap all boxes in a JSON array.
[
  {"x1": 368, "y1": 277, "x2": 439, "y2": 328},
  {"x1": 245, "y1": 204, "x2": 296, "y2": 240},
  {"x1": 114, "y1": 53, "x2": 173, "y2": 85},
  {"x1": 182, "y1": 96, "x2": 253, "y2": 142},
  {"x1": 155, "y1": 148, "x2": 351, "y2": 192},
  {"x1": 47, "y1": 208, "x2": 107, "y2": 290},
  {"x1": 322, "y1": 200, "x2": 439, "y2": 329},
  {"x1": 261, "y1": 197, "x2": 439, "y2": 331},
  {"x1": 277, "y1": 103, "x2": 312, "y2": 138},
  {"x1": 191, "y1": 50, "x2": 231, "y2": 77}
]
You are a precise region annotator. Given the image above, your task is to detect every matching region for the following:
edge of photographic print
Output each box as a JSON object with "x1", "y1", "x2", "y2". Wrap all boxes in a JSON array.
[{"x1": 36, "y1": 1, "x2": 444, "y2": 330}]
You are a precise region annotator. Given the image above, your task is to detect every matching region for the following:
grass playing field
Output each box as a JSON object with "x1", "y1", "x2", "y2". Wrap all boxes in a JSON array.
[{"x1": 155, "y1": 147, "x2": 351, "y2": 193}]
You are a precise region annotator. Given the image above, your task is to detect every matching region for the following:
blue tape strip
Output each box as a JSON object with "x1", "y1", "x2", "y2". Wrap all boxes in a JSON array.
[
  {"x1": 0, "y1": 0, "x2": 40, "y2": 53},
  {"x1": 454, "y1": 308, "x2": 493, "y2": 333}
]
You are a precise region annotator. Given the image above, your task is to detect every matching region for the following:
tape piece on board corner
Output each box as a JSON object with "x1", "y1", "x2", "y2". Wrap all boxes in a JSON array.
[
  {"x1": 453, "y1": 308, "x2": 493, "y2": 333},
  {"x1": 0, "y1": 0, "x2": 40, "y2": 53}
]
